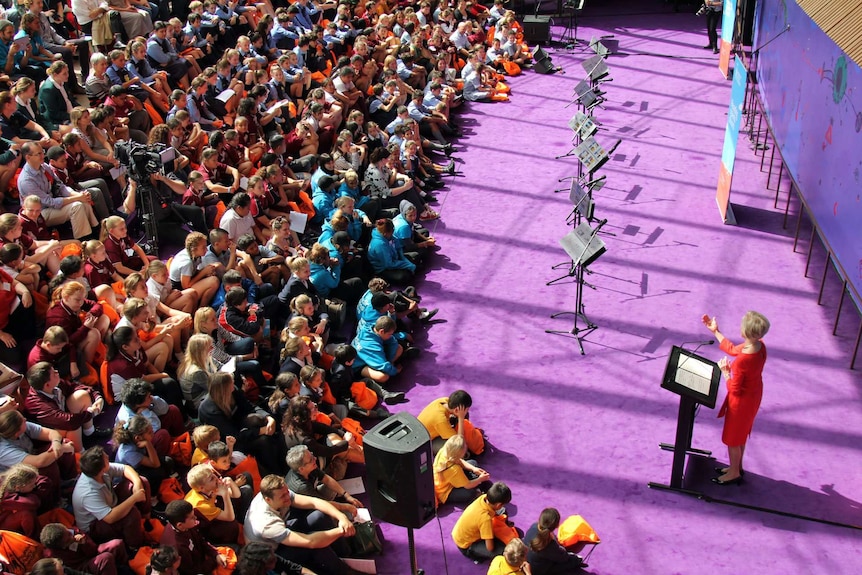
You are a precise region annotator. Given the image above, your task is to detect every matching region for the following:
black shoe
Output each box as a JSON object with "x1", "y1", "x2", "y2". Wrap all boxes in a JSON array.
[
  {"x1": 711, "y1": 475, "x2": 743, "y2": 486},
  {"x1": 402, "y1": 345, "x2": 421, "y2": 359},
  {"x1": 703, "y1": 44, "x2": 714, "y2": 50},
  {"x1": 403, "y1": 286, "x2": 418, "y2": 299},
  {"x1": 443, "y1": 143, "x2": 454, "y2": 156},
  {"x1": 419, "y1": 307, "x2": 439, "y2": 322},
  {"x1": 713, "y1": 47, "x2": 720, "y2": 54},
  {"x1": 382, "y1": 390, "x2": 407, "y2": 405},
  {"x1": 86, "y1": 427, "x2": 113, "y2": 440},
  {"x1": 445, "y1": 161, "x2": 456, "y2": 175}
]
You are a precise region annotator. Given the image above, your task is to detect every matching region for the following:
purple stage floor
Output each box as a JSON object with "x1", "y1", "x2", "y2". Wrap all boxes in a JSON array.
[{"x1": 372, "y1": 2, "x2": 862, "y2": 573}]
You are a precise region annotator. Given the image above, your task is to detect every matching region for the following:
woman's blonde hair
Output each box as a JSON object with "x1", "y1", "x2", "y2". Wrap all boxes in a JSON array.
[
  {"x1": 208, "y1": 372, "x2": 235, "y2": 416},
  {"x1": 178, "y1": 334, "x2": 216, "y2": 380},
  {"x1": 741, "y1": 311, "x2": 770, "y2": 340}
]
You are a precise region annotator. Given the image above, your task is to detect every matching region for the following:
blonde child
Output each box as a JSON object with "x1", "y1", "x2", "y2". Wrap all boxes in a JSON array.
[
  {"x1": 488, "y1": 539, "x2": 530, "y2": 575},
  {"x1": 191, "y1": 424, "x2": 221, "y2": 465},
  {"x1": 146, "y1": 260, "x2": 199, "y2": 316},
  {"x1": 125, "y1": 273, "x2": 191, "y2": 363}
]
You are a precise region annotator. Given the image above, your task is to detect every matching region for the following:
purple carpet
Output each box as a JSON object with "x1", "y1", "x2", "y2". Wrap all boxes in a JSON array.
[{"x1": 372, "y1": 2, "x2": 862, "y2": 574}]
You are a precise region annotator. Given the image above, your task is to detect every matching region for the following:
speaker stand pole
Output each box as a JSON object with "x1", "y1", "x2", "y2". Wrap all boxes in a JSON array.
[{"x1": 408, "y1": 527, "x2": 424, "y2": 575}]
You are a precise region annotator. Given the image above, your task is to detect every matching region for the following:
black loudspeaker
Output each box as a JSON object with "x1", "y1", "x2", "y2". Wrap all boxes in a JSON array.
[
  {"x1": 364, "y1": 413, "x2": 435, "y2": 529},
  {"x1": 522, "y1": 15, "x2": 551, "y2": 45},
  {"x1": 532, "y1": 46, "x2": 556, "y2": 74}
]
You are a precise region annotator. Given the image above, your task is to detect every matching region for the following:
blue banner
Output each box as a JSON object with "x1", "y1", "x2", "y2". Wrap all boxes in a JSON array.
[{"x1": 716, "y1": 55, "x2": 747, "y2": 221}]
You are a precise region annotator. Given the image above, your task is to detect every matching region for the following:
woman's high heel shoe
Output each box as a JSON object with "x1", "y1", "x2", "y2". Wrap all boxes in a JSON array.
[
  {"x1": 713, "y1": 467, "x2": 745, "y2": 477},
  {"x1": 711, "y1": 475, "x2": 743, "y2": 486}
]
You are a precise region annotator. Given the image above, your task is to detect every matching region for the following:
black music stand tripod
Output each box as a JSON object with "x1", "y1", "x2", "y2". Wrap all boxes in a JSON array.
[{"x1": 546, "y1": 220, "x2": 607, "y2": 355}]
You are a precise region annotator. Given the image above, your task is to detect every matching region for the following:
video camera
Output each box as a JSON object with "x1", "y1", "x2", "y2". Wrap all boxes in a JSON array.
[{"x1": 115, "y1": 141, "x2": 175, "y2": 183}]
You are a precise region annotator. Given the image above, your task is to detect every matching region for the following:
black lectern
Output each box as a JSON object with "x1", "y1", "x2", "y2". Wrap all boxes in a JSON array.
[{"x1": 649, "y1": 346, "x2": 720, "y2": 493}]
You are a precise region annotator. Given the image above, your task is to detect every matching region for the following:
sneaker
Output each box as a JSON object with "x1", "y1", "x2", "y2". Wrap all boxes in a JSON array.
[
  {"x1": 86, "y1": 427, "x2": 113, "y2": 439},
  {"x1": 419, "y1": 308, "x2": 439, "y2": 322},
  {"x1": 402, "y1": 345, "x2": 421, "y2": 359},
  {"x1": 382, "y1": 390, "x2": 407, "y2": 405},
  {"x1": 419, "y1": 210, "x2": 439, "y2": 221}
]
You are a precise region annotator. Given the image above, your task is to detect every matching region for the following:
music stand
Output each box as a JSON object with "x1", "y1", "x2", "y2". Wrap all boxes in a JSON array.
[
  {"x1": 559, "y1": 0, "x2": 585, "y2": 50},
  {"x1": 582, "y1": 54, "x2": 610, "y2": 81},
  {"x1": 546, "y1": 221, "x2": 607, "y2": 355},
  {"x1": 648, "y1": 346, "x2": 720, "y2": 494}
]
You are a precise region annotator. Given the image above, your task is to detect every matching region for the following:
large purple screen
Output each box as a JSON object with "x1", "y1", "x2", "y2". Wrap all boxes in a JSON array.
[{"x1": 756, "y1": 0, "x2": 862, "y2": 304}]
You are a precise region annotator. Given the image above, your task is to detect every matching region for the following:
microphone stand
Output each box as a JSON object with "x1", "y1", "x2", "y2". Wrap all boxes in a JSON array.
[{"x1": 546, "y1": 220, "x2": 607, "y2": 355}]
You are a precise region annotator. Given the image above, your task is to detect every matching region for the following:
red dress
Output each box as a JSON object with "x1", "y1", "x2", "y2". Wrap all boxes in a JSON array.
[{"x1": 717, "y1": 338, "x2": 767, "y2": 446}]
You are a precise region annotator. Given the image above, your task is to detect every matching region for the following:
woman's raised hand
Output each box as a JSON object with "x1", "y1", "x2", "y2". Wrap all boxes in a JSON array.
[{"x1": 702, "y1": 314, "x2": 718, "y2": 333}]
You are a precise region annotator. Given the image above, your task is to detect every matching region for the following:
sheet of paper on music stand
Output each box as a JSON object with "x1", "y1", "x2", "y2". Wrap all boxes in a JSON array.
[
  {"x1": 337, "y1": 477, "x2": 366, "y2": 496},
  {"x1": 674, "y1": 354, "x2": 713, "y2": 396},
  {"x1": 219, "y1": 357, "x2": 236, "y2": 374},
  {"x1": 568, "y1": 112, "x2": 597, "y2": 139},
  {"x1": 582, "y1": 55, "x2": 609, "y2": 80},
  {"x1": 289, "y1": 211, "x2": 308, "y2": 233},
  {"x1": 216, "y1": 88, "x2": 235, "y2": 103},
  {"x1": 574, "y1": 81, "x2": 597, "y2": 107},
  {"x1": 575, "y1": 137, "x2": 607, "y2": 173},
  {"x1": 239, "y1": 176, "x2": 249, "y2": 190},
  {"x1": 559, "y1": 222, "x2": 606, "y2": 266}
]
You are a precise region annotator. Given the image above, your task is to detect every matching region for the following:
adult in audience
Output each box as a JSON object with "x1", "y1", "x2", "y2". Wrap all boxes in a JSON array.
[
  {"x1": 0, "y1": 409, "x2": 76, "y2": 506},
  {"x1": 702, "y1": 311, "x2": 770, "y2": 485},
  {"x1": 243, "y1": 473, "x2": 357, "y2": 575},
  {"x1": 285, "y1": 444, "x2": 362, "y2": 515},
  {"x1": 198, "y1": 371, "x2": 283, "y2": 475},
  {"x1": 16, "y1": 142, "x2": 100, "y2": 240},
  {"x1": 72, "y1": 445, "x2": 150, "y2": 549},
  {"x1": 28, "y1": 1, "x2": 88, "y2": 93}
]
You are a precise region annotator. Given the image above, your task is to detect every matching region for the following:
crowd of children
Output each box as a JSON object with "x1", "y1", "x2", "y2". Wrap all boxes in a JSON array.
[{"x1": 0, "y1": 0, "x2": 594, "y2": 573}]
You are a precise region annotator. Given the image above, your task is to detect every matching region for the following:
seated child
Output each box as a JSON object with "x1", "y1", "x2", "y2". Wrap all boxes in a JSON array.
[
  {"x1": 40, "y1": 522, "x2": 127, "y2": 575},
  {"x1": 452, "y1": 482, "x2": 513, "y2": 563},
  {"x1": 161, "y1": 500, "x2": 230, "y2": 575},
  {"x1": 236, "y1": 233, "x2": 289, "y2": 289},
  {"x1": 488, "y1": 538, "x2": 530, "y2": 575},
  {"x1": 205, "y1": 440, "x2": 255, "y2": 519},
  {"x1": 329, "y1": 343, "x2": 404, "y2": 419},
  {"x1": 350, "y1": 315, "x2": 403, "y2": 384},
  {"x1": 112, "y1": 414, "x2": 172, "y2": 493},
  {"x1": 434, "y1": 435, "x2": 490, "y2": 506}
]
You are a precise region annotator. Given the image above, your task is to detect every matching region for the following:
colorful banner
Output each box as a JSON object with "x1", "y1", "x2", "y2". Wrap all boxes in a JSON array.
[
  {"x1": 718, "y1": 0, "x2": 738, "y2": 78},
  {"x1": 716, "y1": 55, "x2": 747, "y2": 223}
]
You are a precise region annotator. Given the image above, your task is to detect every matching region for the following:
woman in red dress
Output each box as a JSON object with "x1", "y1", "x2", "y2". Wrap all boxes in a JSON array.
[{"x1": 702, "y1": 311, "x2": 770, "y2": 485}]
